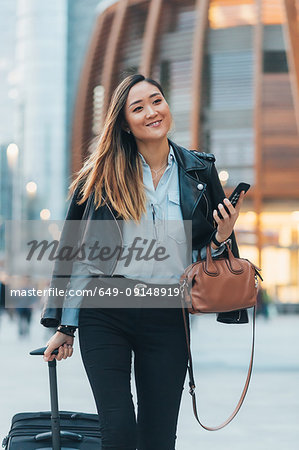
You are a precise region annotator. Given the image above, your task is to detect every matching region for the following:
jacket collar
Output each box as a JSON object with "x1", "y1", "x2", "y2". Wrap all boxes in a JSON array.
[{"x1": 168, "y1": 139, "x2": 207, "y2": 172}]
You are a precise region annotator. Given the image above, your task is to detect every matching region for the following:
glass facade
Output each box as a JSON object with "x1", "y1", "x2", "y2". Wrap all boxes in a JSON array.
[
  {"x1": 152, "y1": 1, "x2": 196, "y2": 147},
  {"x1": 202, "y1": 25, "x2": 255, "y2": 187},
  {"x1": 66, "y1": 0, "x2": 100, "y2": 158},
  {"x1": 0, "y1": 0, "x2": 101, "y2": 222},
  {"x1": 0, "y1": 0, "x2": 17, "y2": 255},
  {"x1": 0, "y1": 0, "x2": 17, "y2": 144},
  {"x1": 236, "y1": 208, "x2": 299, "y2": 304},
  {"x1": 14, "y1": 0, "x2": 68, "y2": 219}
]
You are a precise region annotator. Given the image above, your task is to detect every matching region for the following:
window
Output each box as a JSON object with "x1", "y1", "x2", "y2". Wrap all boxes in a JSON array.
[{"x1": 263, "y1": 51, "x2": 288, "y2": 73}]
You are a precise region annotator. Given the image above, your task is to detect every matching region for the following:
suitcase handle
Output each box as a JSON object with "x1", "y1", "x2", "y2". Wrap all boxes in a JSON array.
[
  {"x1": 30, "y1": 346, "x2": 61, "y2": 449},
  {"x1": 34, "y1": 430, "x2": 83, "y2": 442},
  {"x1": 30, "y1": 346, "x2": 59, "y2": 356}
]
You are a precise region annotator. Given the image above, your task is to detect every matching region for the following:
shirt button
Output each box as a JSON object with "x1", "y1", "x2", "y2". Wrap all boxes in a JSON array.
[{"x1": 197, "y1": 183, "x2": 204, "y2": 190}]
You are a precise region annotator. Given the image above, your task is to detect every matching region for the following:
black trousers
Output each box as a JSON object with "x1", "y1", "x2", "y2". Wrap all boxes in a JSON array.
[{"x1": 78, "y1": 282, "x2": 190, "y2": 450}]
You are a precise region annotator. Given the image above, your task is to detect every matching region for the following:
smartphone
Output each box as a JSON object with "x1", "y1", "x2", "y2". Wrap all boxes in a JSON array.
[{"x1": 218, "y1": 182, "x2": 250, "y2": 219}]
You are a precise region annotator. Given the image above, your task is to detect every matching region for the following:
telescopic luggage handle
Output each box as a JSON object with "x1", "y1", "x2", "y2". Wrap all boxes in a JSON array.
[
  {"x1": 30, "y1": 346, "x2": 59, "y2": 356},
  {"x1": 29, "y1": 346, "x2": 82, "y2": 449},
  {"x1": 30, "y1": 346, "x2": 61, "y2": 449}
]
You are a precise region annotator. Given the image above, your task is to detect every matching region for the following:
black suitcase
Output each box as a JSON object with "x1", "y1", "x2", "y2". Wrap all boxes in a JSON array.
[{"x1": 2, "y1": 347, "x2": 102, "y2": 449}]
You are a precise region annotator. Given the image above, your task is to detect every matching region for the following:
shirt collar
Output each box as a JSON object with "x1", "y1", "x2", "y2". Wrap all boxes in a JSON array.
[{"x1": 138, "y1": 145, "x2": 176, "y2": 167}]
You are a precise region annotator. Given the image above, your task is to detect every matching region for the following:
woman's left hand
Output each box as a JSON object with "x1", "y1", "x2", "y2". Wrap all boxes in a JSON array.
[{"x1": 212, "y1": 191, "x2": 245, "y2": 243}]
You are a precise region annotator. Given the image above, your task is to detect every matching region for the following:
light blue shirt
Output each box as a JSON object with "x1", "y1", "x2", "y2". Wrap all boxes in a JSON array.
[{"x1": 114, "y1": 145, "x2": 190, "y2": 283}]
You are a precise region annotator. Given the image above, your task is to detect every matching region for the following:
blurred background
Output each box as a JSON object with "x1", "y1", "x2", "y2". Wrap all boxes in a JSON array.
[{"x1": 0, "y1": 0, "x2": 298, "y2": 448}]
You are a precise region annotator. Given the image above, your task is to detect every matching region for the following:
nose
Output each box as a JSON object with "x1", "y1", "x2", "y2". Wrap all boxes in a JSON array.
[{"x1": 145, "y1": 105, "x2": 157, "y2": 118}]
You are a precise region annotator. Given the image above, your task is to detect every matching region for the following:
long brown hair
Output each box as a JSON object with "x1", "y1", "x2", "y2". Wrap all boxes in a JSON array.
[{"x1": 69, "y1": 74, "x2": 166, "y2": 223}]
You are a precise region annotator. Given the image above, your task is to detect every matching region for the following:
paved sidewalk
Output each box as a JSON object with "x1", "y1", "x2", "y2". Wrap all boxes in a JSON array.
[{"x1": 0, "y1": 308, "x2": 298, "y2": 449}]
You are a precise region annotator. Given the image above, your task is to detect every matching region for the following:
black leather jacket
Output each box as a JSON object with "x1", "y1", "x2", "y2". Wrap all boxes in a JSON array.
[{"x1": 40, "y1": 139, "x2": 248, "y2": 327}]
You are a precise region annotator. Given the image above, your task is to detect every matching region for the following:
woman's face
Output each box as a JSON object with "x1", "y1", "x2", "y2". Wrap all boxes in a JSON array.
[{"x1": 124, "y1": 81, "x2": 172, "y2": 143}]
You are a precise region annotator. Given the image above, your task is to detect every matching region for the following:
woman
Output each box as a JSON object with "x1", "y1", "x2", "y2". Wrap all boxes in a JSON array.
[{"x1": 41, "y1": 74, "x2": 246, "y2": 449}]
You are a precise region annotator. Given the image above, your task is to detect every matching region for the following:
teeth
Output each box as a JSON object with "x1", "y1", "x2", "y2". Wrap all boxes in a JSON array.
[{"x1": 148, "y1": 121, "x2": 161, "y2": 126}]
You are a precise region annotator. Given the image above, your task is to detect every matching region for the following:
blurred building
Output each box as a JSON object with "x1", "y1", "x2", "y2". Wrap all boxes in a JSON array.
[
  {"x1": 0, "y1": 0, "x2": 17, "y2": 144},
  {"x1": 0, "y1": 0, "x2": 17, "y2": 255},
  {"x1": 70, "y1": 0, "x2": 299, "y2": 305},
  {"x1": 0, "y1": 146, "x2": 12, "y2": 257},
  {"x1": 13, "y1": 0, "x2": 69, "y2": 220},
  {"x1": 0, "y1": 0, "x2": 99, "y2": 224},
  {"x1": 0, "y1": 0, "x2": 99, "y2": 264},
  {"x1": 66, "y1": 0, "x2": 102, "y2": 180}
]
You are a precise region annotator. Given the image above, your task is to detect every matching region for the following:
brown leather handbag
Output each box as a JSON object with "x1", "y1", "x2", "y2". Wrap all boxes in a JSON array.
[{"x1": 180, "y1": 241, "x2": 263, "y2": 431}]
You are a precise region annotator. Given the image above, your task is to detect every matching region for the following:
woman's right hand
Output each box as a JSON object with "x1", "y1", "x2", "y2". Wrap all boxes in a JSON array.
[{"x1": 43, "y1": 331, "x2": 74, "y2": 362}]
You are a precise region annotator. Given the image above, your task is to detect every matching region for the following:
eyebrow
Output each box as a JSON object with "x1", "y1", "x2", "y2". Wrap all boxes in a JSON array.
[{"x1": 128, "y1": 92, "x2": 161, "y2": 108}]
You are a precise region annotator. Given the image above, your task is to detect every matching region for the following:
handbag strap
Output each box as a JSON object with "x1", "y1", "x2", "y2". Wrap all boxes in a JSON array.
[{"x1": 181, "y1": 299, "x2": 256, "y2": 431}]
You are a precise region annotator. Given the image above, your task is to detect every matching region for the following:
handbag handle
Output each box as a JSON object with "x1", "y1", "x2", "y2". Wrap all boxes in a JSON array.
[
  {"x1": 205, "y1": 241, "x2": 244, "y2": 275},
  {"x1": 181, "y1": 298, "x2": 256, "y2": 431}
]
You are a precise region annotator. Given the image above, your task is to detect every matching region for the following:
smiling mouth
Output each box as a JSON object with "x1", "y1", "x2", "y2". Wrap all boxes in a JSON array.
[{"x1": 146, "y1": 120, "x2": 162, "y2": 127}]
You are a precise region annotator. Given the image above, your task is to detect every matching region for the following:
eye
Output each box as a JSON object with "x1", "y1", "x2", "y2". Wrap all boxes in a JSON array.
[
  {"x1": 133, "y1": 106, "x2": 143, "y2": 113},
  {"x1": 153, "y1": 98, "x2": 162, "y2": 104}
]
